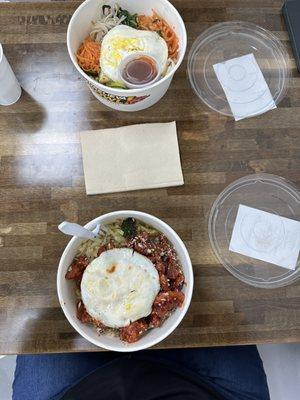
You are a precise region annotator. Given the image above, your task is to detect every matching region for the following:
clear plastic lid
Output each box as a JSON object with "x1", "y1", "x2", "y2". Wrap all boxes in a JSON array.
[
  {"x1": 208, "y1": 174, "x2": 300, "y2": 288},
  {"x1": 187, "y1": 21, "x2": 290, "y2": 118}
]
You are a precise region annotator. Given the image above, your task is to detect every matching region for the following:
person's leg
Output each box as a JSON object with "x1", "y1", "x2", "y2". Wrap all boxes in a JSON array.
[
  {"x1": 12, "y1": 352, "x2": 119, "y2": 400},
  {"x1": 144, "y1": 345, "x2": 270, "y2": 400},
  {"x1": 13, "y1": 346, "x2": 270, "y2": 400}
]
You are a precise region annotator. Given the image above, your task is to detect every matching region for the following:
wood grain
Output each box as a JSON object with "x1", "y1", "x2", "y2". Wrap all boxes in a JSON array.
[{"x1": 0, "y1": 0, "x2": 300, "y2": 354}]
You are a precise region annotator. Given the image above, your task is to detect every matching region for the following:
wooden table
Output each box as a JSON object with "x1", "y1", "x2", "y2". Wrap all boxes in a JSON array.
[{"x1": 0, "y1": 0, "x2": 299, "y2": 354}]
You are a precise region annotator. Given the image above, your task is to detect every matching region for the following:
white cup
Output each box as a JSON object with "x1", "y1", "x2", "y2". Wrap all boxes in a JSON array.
[
  {"x1": 67, "y1": 0, "x2": 187, "y2": 112},
  {"x1": 0, "y1": 44, "x2": 22, "y2": 106}
]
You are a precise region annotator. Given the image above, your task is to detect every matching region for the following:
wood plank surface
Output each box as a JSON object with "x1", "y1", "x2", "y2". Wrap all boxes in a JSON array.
[{"x1": 0, "y1": 0, "x2": 300, "y2": 354}]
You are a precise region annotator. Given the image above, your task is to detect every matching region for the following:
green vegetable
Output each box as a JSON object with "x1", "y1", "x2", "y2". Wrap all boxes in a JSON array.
[
  {"x1": 121, "y1": 218, "x2": 137, "y2": 239},
  {"x1": 105, "y1": 81, "x2": 127, "y2": 89},
  {"x1": 117, "y1": 7, "x2": 138, "y2": 29},
  {"x1": 98, "y1": 72, "x2": 110, "y2": 84}
]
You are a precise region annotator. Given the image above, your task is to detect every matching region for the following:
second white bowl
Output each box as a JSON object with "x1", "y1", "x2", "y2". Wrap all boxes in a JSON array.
[{"x1": 57, "y1": 210, "x2": 193, "y2": 352}]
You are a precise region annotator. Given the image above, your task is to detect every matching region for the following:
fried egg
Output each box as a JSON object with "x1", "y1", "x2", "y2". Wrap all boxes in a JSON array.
[
  {"x1": 100, "y1": 25, "x2": 168, "y2": 84},
  {"x1": 81, "y1": 248, "x2": 160, "y2": 328}
]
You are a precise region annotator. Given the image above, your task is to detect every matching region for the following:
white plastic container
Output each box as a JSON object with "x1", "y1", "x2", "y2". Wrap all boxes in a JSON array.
[
  {"x1": 57, "y1": 210, "x2": 193, "y2": 352},
  {"x1": 0, "y1": 44, "x2": 21, "y2": 106},
  {"x1": 67, "y1": 0, "x2": 187, "y2": 111}
]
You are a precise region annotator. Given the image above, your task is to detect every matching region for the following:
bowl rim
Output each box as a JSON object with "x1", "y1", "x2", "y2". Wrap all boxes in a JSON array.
[
  {"x1": 57, "y1": 210, "x2": 194, "y2": 352},
  {"x1": 66, "y1": 0, "x2": 187, "y2": 95}
]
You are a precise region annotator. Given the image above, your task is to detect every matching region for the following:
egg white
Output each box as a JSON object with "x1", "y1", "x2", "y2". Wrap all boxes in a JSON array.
[
  {"x1": 80, "y1": 248, "x2": 160, "y2": 328},
  {"x1": 100, "y1": 25, "x2": 168, "y2": 84}
]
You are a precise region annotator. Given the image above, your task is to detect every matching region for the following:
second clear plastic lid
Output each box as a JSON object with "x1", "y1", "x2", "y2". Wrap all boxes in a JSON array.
[
  {"x1": 208, "y1": 174, "x2": 300, "y2": 288},
  {"x1": 187, "y1": 21, "x2": 290, "y2": 118}
]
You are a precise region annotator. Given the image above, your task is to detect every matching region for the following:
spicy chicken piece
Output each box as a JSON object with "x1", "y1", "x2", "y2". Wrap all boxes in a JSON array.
[
  {"x1": 166, "y1": 259, "x2": 182, "y2": 280},
  {"x1": 127, "y1": 232, "x2": 155, "y2": 256},
  {"x1": 148, "y1": 312, "x2": 162, "y2": 328},
  {"x1": 159, "y1": 234, "x2": 171, "y2": 247},
  {"x1": 148, "y1": 290, "x2": 184, "y2": 328},
  {"x1": 170, "y1": 272, "x2": 185, "y2": 291},
  {"x1": 119, "y1": 320, "x2": 148, "y2": 343},
  {"x1": 159, "y1": 273, "x2": 170, "y2": 292},
  {"x1": 152, "y1": 290, "x2": 185, "y2": 319},
  {"x1": 154, "y1": 259, "x2": 166, "y2": 275},
  {"x1": 76, "y1": 301, "x2": 107, "y2": 331},
  {"x1": 65, "y1": 256, "x2": 89, "y2": 280},
  {"x1": 76, "y1": 300, "x2": 94, "y2": 324},
  {"x1": 165, "y1": 257, "x2": 185, "y2": 290}
]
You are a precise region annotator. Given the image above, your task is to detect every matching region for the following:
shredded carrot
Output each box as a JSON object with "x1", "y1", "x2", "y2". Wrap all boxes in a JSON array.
[
  {"x1": 76, "y1": 37, "x2": 101, "y2": 75},
  {"x1": 137, "y1": 11, "x2": 179, "y2": 61}
]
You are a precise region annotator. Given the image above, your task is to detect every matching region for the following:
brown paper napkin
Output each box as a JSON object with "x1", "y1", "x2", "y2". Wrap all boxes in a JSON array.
[{"x1": 80, "y1": 121, "x2": 184, "y2": 195}]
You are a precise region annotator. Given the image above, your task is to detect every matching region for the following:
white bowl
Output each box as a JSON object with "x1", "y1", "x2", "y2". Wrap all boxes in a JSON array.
[
  {"x1": 67, "y1": 0, "x2": 187, "y2": 111},
  {"x1": 57, "y1": 210, "x2": 193, "y2": 352}
]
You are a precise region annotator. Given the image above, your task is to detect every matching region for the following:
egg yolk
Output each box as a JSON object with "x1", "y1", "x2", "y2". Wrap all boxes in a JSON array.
[{"x1": 106, "y1": 37, "x2": 143, "y2": 67}]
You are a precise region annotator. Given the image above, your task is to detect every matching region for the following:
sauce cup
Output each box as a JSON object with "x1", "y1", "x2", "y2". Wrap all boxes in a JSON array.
[{"x1": 118, "y1": 53, "x2": 162, "y2": 89}]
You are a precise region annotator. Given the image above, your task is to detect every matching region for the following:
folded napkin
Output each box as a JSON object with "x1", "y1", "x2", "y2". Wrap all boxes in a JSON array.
[
  {"x1": 213, "y1": 53, "x2": 276, "y2": 121},
  {"x1": 80, "y1": 121, "x2": 184, "y2": 195}
]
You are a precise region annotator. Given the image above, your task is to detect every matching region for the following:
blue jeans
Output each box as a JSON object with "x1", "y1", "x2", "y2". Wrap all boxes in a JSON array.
[{"x1": 13, "y1": 346, "x2": 270, "y2": 400}]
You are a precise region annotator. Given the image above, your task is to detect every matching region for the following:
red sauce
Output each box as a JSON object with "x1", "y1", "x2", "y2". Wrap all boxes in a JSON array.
[
  {"x1": 122, "y1": 56, "x2": 158, "y2": 85},
  {"x1": 65, "y1": 255, "x2": 89, "y2": 281}
]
